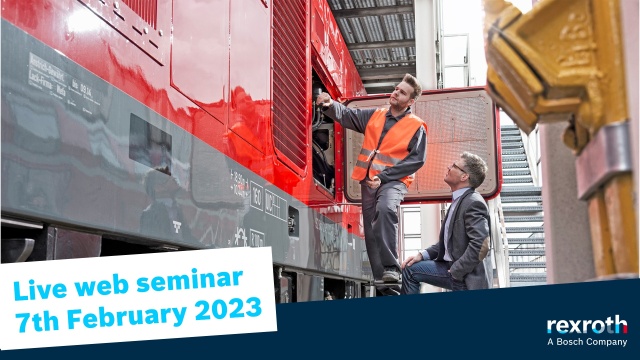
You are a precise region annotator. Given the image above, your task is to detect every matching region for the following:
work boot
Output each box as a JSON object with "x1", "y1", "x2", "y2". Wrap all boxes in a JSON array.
[{"x1": 382, "y1": 266, "x2": 400, "y2": 282}]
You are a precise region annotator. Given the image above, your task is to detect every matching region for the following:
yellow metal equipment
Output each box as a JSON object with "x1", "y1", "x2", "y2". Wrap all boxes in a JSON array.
[{"x1": 483, "y1": 0, "x2": 638, "y2": 277}]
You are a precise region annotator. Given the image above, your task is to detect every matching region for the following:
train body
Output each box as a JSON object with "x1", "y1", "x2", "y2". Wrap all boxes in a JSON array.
[{"x1": 1, "y1": 0, "x2": 501, "y2": 301}]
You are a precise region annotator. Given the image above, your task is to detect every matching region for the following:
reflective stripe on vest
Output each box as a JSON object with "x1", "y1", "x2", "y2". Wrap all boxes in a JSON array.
[{"x1": 351, "y1": 108, "x2": 427, "y2": 188}]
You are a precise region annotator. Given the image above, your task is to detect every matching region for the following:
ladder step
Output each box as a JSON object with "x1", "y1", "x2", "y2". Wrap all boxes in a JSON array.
[
  {"x1": 501, "y1": 186, "x2": 542, "y2": 196},
  {"x1": 503, "y1": 161, "x2": 529, "y2": 169},
  {"x1": 503, "y1": 177, "x2": 533, "y2": 184},
  {"x1": 503, "y1": 169, "x2": 531, "y2": 177},
  {"x1": 502, "y1": 148, "x2": 525, "y2": 155},
  {"x1": 510, "y1": 262, "x2": 546, "y2": 268},
  {"x1": 510, "y1": 273, "x2": 547, "y2": 282},
  {"x1": 501, "y1": 125, "x2": 519, "y2": 131},
  {"x1": 510, "y1": 249, "x2": 546, "y2": 256},
  {"x1": 502, "y1": 142, "x2": 524, "y2": 149},
  {"x1": 501, "y1": 130, "x2": 521, "y2": 137},
  {"x1": 508, "y1": 237, "x2": 545, "y2": 244},
  {"x1": 502, "y1": 136, "x2": 523, "y2": 143},
  {"x1": 501, "y1": 196, "x2": 542, "y2": 203},
  {"x1": 506, "y1": 226, "x2": 544, "y2": 233},
  {"x1": 501, "y1": 205, "x2": 544, "y2": 213},
  {"x1": 502, "y1": 154, "x2": 527, "y2": 162},
  {"x1": 504, "y1": 215, "x2": 544, "y2": 222}
]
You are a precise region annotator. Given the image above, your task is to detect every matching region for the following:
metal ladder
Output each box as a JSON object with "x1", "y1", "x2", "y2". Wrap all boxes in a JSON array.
[{"x1": 499, "y1": 125, "x2": 547, "y2": 286}]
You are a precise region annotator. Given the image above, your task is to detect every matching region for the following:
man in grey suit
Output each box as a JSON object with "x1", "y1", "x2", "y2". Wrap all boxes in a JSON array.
[{"x1": 400, "y1": 152, "x2": 491, "y2": 294}]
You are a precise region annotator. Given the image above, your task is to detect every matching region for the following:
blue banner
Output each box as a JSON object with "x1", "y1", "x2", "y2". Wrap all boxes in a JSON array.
[{"x1": 1, "y1": 278, "x2": 638, "y2": 358}]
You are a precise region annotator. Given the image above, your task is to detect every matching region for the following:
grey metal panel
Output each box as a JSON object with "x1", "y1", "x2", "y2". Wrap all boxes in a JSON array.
[
  {"x1": 51, "y1": 227, "x2": 101, "y2": 260},
  {"x1": 296, "y1": 273, "x2": 324, "y2": 302},
  {"x1": 344, "y1": 89, "x2": 498, "y2": 202},
  {"x1": 1, "y1": 20, "x2": 367, "y2": 281},
  {"x1": 575, "y1": 122, "x2": 633, "y2": 200}
]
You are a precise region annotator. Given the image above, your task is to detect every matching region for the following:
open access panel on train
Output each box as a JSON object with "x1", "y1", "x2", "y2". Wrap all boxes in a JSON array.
[{"x1": 341, "y1": 88, "x2": 501, "y2": 204}]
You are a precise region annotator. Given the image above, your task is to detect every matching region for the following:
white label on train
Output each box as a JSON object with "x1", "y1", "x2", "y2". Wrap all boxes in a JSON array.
[
  {"x1": 265, "y1": 189, "x2": 287, "y2": 221},
  {"x1": 250, "y1": 181, "x2": 264, "y2": 212},
  {"x1": 0, "y1": 247, "x2": 277, "y2": 350}
]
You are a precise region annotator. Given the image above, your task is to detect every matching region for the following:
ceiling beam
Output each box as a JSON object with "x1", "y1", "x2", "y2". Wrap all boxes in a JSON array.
[
  {"x1": 360, "y1": 74, "x2": 410, "y2": 81},
  {"x1": 332, "y1": 5, "x2": 414, "y2": 18},
  {"x1": 363, "y1": 80, "x2": 403, "y2": 87},
  {"x1": 348, "y1": 39, "x2": 415, "y2": 51},
  {"x1": 362, "y1": 83, "x2": 398, "y2": 95},
  {"x1": 358, "y1": 65, "x2": 415, "y2": 79},
  {"x1": 356, "y1": 60, "x2": 416, "y2": 67}
]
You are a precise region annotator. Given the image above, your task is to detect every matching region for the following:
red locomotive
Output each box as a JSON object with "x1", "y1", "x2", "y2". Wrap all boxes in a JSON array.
[{"x1": 1, "y1": 0, "x2": 500, "y2": 301}]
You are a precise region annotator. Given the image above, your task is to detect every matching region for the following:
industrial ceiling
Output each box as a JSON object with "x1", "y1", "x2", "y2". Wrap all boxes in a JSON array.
[{"x1": 327, "y1": 0, "x2": 417, "y2": 94}]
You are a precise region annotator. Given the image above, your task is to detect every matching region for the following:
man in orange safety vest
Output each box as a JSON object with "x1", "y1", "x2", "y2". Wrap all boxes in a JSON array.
[{"x1": 316, "y1": 74, "x2": 428, "y2": 295}]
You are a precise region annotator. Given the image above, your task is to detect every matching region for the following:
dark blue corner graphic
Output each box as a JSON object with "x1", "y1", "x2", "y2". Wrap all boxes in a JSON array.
[{"x1": 1, "y1": 279, "x2": 638, "y2": 359}]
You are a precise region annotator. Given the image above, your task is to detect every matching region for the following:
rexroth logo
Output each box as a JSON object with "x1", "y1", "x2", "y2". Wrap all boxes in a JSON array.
[{"x1": 547, "y1": 315, "x2": 628, "y2": 334}]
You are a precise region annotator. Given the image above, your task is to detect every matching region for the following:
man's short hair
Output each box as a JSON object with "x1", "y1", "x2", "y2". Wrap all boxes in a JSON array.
[
  {"x1": 402, "y1": 73, "x2": 422, "y2": 100},
  {"x1": 461, "y1": 152, "x2": 488, "y2": 188}
]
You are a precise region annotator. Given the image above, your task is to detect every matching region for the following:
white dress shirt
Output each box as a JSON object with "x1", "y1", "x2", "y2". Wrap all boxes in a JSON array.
[{"x1": 419, "y1": 187, "x2": 470, "y2": 261}]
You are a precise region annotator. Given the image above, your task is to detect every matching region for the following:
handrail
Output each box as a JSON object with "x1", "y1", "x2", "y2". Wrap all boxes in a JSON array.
[
  {"x1": 496, "y1": 196, "x2": 510, "y2": 287},
  {"x1": 489, "y1": 197, "x2": 510, "y2": 288},
  {"x1": 521, "y1": 126, "x2": 541, "y2": 187}
]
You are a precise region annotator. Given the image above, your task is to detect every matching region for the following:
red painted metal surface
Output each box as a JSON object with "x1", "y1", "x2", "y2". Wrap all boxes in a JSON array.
[
  {"x1": 2, "y1": 0, "x2": 369, "y2": 240},
  {"x1": 310, "y1": 0, "x2": 366, "y2": 100},
  {"x1": 273, "y1": 0, "x2": 310, "y2": 175},
  {"x1": 123, "y1": 0, "x2": 158, "y2": 29}
]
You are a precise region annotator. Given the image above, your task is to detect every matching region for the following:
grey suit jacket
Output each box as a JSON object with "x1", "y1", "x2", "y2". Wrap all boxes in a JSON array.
[{"x1": 425, "y1": 188, "x2": 491, "y2": 290}]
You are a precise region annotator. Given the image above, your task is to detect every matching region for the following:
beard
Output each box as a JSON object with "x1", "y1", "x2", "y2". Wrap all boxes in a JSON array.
[{"x1": 390, "y1": 102, "x2": 408, "y2": 113}]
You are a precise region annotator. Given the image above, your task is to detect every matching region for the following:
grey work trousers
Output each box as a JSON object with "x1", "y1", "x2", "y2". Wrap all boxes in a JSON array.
[{"x1": 361, "y1": 180, "x2": 407, "y2": 280}]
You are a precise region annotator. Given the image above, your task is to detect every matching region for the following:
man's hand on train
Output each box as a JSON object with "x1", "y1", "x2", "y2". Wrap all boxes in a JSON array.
[
  {"x1": 315, "y1": 92, "x2": 333, "y2": 107},
  {"x1": 401, "y1": 252, "x2": 423, "y2": 269}
]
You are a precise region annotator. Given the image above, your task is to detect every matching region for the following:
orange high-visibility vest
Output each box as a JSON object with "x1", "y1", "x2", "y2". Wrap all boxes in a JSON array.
[{"x1": 352, "y1": 109, "x2": 427, "y2": 188}]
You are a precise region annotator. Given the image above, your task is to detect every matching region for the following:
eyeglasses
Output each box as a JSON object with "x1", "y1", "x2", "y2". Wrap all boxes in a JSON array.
[{"x1": 449, "y1": 162, "x2": 467, "y2": 174}]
